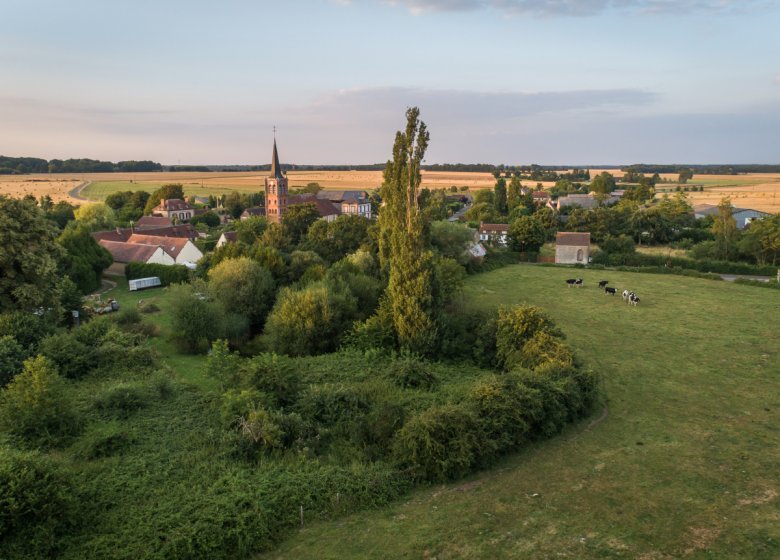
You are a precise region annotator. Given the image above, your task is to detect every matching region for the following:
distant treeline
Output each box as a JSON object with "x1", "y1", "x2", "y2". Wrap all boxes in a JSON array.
[
  {"x1": 0, "y1": 156, "x2": 163, "y2": 174},
  {"x1": 622, "y1": 164, "x2": 780, "y2": 175}
]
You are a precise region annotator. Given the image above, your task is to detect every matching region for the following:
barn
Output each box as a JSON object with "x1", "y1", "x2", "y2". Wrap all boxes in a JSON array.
[{"x1": 555, "y1": 232, "x2": 591, "y2": 264}]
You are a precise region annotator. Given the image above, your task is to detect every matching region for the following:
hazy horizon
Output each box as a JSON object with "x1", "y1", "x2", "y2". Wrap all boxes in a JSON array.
[{"x1": 2, "y1": 0, "x2": 779, "y2": 165}]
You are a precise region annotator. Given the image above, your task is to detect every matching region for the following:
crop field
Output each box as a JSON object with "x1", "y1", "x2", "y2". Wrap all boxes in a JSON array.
[{"x1": 270, "y1": 265, "x2": 780, "y2": 559}]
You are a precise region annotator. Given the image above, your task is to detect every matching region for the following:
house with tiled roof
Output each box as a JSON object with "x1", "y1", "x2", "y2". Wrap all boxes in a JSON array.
[
  {"x1": 99, "y1": 240, "x2": 176, "y2": 267},
  {"x1": 125, "y1": 234, "x2": 203, "y2": 265},
  {"x1": 152, "y1": 198, "x2": 194, "y2": 222},
  {"x1": 316, "y1": 190, "x2": 372, "y2": 219},
  {"x1": 288, "y1": 194, "x2": 341, "y2": 222},
  {"x1": 555, "y1": 232, "x2": 591, "y2": 264},
  {"x1": 240, "y1": 207, "x2": 266, "y2": 220},
  {"x1": 479, "y1": 223, "x2": 510, "y2": 246},
  {"x1": 135, "y1": 216, "x2": 173, "y2": 230},
  {"x1": 216, "y1": 231, "x2": 238, "y2": 248},
  {"x1": 92, "y1": 224, "x2": 198, "y2": 244}
]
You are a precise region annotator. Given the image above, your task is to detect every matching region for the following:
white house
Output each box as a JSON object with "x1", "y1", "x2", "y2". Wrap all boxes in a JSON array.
[
  {"x1": 555, "y1": 232, "x2": 591, "y2": 264},
  {"x1": 216, "y1": 231, "x2": 238, "y2": 248},
  {"x1": 479, "y1": 223, "x2": 509, "y2": 246},
  {"x1": 126, "y1": 234, "x2": 204, "y2": 265},
  {"x1": 152, "y1": 198, "x2": 194, "y2": 222}
]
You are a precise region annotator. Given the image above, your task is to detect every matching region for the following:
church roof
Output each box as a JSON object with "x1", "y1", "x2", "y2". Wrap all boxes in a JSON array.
[{"x1": 270, "y1": 140, "x2": 284, "y2": 179}]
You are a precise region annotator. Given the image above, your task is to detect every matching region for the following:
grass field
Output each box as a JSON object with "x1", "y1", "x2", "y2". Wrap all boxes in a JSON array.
[{"x1": 268, "y1": 265, "x2": 780, "y2": 559}]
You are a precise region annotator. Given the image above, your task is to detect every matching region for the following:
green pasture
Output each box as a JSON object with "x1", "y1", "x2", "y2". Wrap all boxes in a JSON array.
[{"x1": 270, "y1": 265, "x2": 780, "y2": 559}]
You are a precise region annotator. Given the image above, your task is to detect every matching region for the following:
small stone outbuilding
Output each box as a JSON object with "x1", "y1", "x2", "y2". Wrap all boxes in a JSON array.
[{"x1": 555, "y1": 232, "x2": 591, "y2": 264}]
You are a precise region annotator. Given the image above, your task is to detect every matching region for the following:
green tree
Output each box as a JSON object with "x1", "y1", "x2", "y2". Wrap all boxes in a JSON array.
[
  {"x1": 74, "y1": 203, "x2": 115, "y2": 231},
  {"x1": 235, "y1": 216, "x2": 268, "y2": 244},
  {"x1": 678, "y1": 168, "x2": 694, "y2": 184},
  {"x1": 57, "y1": 224, "x2": 113, "y2": 293},
  {"x1": 738, "y1": 214, "x2": 780, "y2": 265},
  {"x1": 0, "y1": 355, "x2": 80, "y2": 447},
  {"x1": 282, "y1": 203, "x2": 321, "y2": 246},
  {"x1": 507, "y1": 175, "x2": 524, "y2": 212},
  {"x1": 377, "y1": 107, "x2": 437, "y2": 353},
  {"x1": 168, "y1": 284, "x2": 226, "y2": 354},
  {"x1": 143, "y1": 183, "x2": 184, "y2": 215},
  {"x1": 712, "y1": 198, "x2": 739, "y2": 260},
  {"x1": 429, "y1": 221, "x2": 475, "y2": 264},
  {"x1": 0, "y1": 336, "x2": 24, "y2": 387},
  {"x1": 590, "y1": 172, "x2": 616, "y2": 195},
  {"x1": 208, "y1": 258, "x2": 276, "y2": 328},
  {"x1": 508, "y1": 215, "x2": 546, "y2": 253},
  {"x1": 304, "y1": 215, "x2": 371, "y2": 263},
  {"x1": 265, "y1": 283, "x2": 358, "y2": 356},
  {"x1": 0, "y1": 196, "x2": 63, "y2": 313},
  {"x1": 494, "y1": 177, "x2": 507, "y2": 215}
]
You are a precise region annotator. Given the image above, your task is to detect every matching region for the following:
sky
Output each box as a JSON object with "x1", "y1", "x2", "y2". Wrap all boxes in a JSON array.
[{"x1": 1, "y1": 0, "x2": 779, "y2": 165}]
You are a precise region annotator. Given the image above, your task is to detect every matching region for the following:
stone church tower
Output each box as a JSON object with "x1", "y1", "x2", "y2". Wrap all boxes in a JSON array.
[{"x1": 264, "y1": 139, "x2": 288, "y2": 224}]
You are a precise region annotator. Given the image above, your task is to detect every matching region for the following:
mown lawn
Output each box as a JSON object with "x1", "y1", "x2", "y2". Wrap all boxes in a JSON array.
[{"x1": 268, "y1": 264, "x2": 780, "y2": 559}]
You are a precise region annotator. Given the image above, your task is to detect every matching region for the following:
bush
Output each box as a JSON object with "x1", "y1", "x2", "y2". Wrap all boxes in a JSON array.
[
  {"x1": 137, "y1": 301, "x2": 160, "y2": 314},
  {"x1": 386, "y1": 353, "x2": 438, "y2": 389},
  {"x1": 93, "y1": 383, "x2": 148, "y2": 418},
  {"x1": 600, "y1": 234, "x2": 636, "y2": 255},
  {"x1": 72, "y1": 422, "x2": 136, "y2": 460},
  {"x1": 392, "y1": 403, "x2": 480, "y2": 482},
  {"x1": 516, "y1": 330, "x2": 575, "y2": 371},
  {"x1": 0, "y1": 335, "x2": 24, "y2": 387},
  {"x1": 265, "y1": 283, "x2": 358, "y2": 356},
  {"x1": 208, "y1": 257, "x2": 276, "y2": 328},
  {"x1": 221, "y1": 388, "x2": 274, "y2": 428},
  {"x1": 38, "y1": 332, "x2": 95, "y2": 379},
  {"x1": 0, "y1": 312, "x2": 54, "y2": 351},
  {"x1": 240, "y1": 353, "x2": 300, "y2": 408},
  {"x1": 439, "y1": 304, "x2": 498, "y2": 368},
  {"x1": 0, "y1": 446, "x2": 74, "y2": 556},
  {"x1": 125, "y1": 262, "x2": 190, "y2": 286},
  {"x1": 0, "y1": 356, "x2": 81, "y2": 447},
  {"x1": 169, "y1": 284, "x2": 226, "y2": 354},
  {"x1": 495, "y1": 305, "x2": 564, "y2": 371},
  {"x1": 113, "y1": 306, "x2": 141, "y2": 326}
]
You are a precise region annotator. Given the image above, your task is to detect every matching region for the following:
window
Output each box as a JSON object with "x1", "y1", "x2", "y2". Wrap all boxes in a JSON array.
[{"x1": 576, "y1": 249, "x2": 583, "y2": 262}]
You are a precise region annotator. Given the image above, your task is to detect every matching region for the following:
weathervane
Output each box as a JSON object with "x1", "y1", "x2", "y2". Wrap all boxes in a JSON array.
[{"x1": 273, "y1": 125, "x2": 276, "y2": 140}]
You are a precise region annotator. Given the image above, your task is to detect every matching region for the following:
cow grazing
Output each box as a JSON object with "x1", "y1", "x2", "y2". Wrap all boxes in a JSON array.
[
  {"x1": 605, "y1": 287, "x2": 616, "y2": 295},
  {"x1": 629, "y1": 294, "x2": 640, "y2": 306},
  {"x1": 574, "y1": 278, "x2": 583, "y2": 287},
  {"x1": 598, "y1": 280, "x2": 609, "y2": 288},
  {"x1": 622, "y1": 290, "x2": 631, "y2": 300}
]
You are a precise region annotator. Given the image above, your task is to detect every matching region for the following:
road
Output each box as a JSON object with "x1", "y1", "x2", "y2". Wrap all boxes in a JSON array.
[
  {"x1": 448, "y1": 194, "x2": 472, "y2": 222},
  {"x1": 68, "y1": 180, "x2": 92, "y2": 201}
]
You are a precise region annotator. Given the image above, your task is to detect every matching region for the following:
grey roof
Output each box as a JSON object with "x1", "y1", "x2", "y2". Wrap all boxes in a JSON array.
[
  {"x1": 269, "y1": 140, "x2": 284, "y2": 179},
  {"x1": 693, "y1": 204, "x2": 768, "y2": 216},
  {"x1": 317, "y1": 190, "x2": 368, "y2": 203}
]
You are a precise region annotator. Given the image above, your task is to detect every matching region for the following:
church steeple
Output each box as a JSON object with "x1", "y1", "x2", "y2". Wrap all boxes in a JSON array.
[
  {"x1": 270, "y1": 139, "x2": 284, "y2": 179},
  {"x1": 264, "y1": 135, "x2": 288, "y2": 224}
]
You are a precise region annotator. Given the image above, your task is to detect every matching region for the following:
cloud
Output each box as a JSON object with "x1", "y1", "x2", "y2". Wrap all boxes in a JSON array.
[{"x1": 379, "y1": 0, "x2": 770, "y2": 17}]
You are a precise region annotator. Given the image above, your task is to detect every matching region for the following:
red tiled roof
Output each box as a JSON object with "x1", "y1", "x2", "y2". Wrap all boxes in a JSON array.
[
  {"x1": 136, "y1": 216, "x2": 173, "y2": 229},
  {"x1": 126, "y1": 234, "x2": 191, "y2": 259},
  {"x1": 222, "y1": 231, "x2": 238, "y2": 242},
  {"x1": 556, "y1": 232, "x2": 591, "y2": 246},
  {"x1": 138, "y1": 224, "x2": 197, "y2": 240},
  {"x1": 532, "y1": 191, "x2": 550, "y2": 199},
  {"x1": 92, "y1": 228, "x2": 132, "y2": 242},
  {"x1": 241, "y1": 207, "x2": 266, "y2": 217},
  {"x1": 288, "y1": 195, "x2": 340, "y2": 217},
  {"x1": 479, "y1": 223, "x2": 509, "y2": 233},
  {"x1": 98, "y1": 240, "x2": 162, "y2": 263},
  {"x1": 153, "y1": 198, "x2": 192, "y2": 212}
]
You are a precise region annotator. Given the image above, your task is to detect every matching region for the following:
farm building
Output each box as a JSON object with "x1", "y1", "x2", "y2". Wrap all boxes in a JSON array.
[
  {"x1": 152, "y1": 198, "x2": 194, "y2": 222},
  {"x1": 98, "y1": 240, "x2": 176, "y2": 274},
  {"x1": 125, "y1": 234, "x2": 203, "y2": 265},
  {"x1": 555, "y1": 232, "x2": 591, "y2": 264},
  {"x1": 479, "y1": 223, "x2": 509, "y2": 246},
  {"x1": 216, "y1": 231, "x2": 238, "y2": 248},
  {"x1": 692, "y1": 204, "x2": 770, "y2": 229}
]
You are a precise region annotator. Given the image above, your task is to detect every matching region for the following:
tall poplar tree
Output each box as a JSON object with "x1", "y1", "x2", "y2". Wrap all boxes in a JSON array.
[
  {"x1": 494, "y1": 177, "x2": 508, "y2": 215},
  {"x1": 378, "y1": 108, "x2": 437, "y2": 353}
]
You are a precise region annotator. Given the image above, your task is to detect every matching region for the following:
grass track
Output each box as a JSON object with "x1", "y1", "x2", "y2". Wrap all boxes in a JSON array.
[{"x1": 268, "y1": 265, "x2": 780, "y2": 559}]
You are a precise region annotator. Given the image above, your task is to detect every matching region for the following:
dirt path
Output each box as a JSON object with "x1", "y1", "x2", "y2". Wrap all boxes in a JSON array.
[{"x1": 68, "y1": 180, "x2": 91, "y2": 201}]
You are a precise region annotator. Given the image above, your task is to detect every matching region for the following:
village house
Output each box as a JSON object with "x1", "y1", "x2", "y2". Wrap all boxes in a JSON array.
[
  {"x1": 92, "y1": 223, "x2": 199, "y2": 243},
  {"x1": 554, "y1": 192, "x2": 622, "y2": 211},
  {"x1": 555, "y1": 232, "x2": 591, "y2": 264},
  {"x1": 316, "y1": 190, "x2": 372, "y2": 219},
  {"x1": 216, "y1": 231, "x2": 238, "y2": 248},
  {"x1": 479, "y1": 223, "x2": 509, "y2": 246},
  {"x1": 98, "y1": 240, "x2": 176, "y2": 275},
  {"x1": 135, "y1": 215, "x2": 173, "y2": 229},
  {"x1": 531, "y1": 190, "x2": 550, "y2": 206},
  {"x1": 692, "y1": 204, "x2": 770, "y2": 229},
  {"x1": 152, "y1": 198, "x2": 194, "y2": 222},
  {"x1": 125, "y1": 234, "x2": 203, "y2": 265},
  {"x1": 240, "y1": 207, "x2": 266, "y2": 220}
]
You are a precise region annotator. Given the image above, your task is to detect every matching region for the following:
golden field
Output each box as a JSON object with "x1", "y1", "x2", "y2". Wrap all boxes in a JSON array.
[{"x1": 0, "y1": 169, "x2": 778, "y2": 213}]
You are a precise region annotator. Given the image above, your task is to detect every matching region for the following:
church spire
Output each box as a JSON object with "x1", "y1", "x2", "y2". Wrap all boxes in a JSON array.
[{"x1": 270, "y1": 135, "x2": 284, "y2": 179}]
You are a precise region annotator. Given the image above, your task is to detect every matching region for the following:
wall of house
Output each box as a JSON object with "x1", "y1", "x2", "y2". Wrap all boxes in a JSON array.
[
  {"x1": 734, "y1": 210, "x2": 768, "y2": 229},
  {"x1": 147, "y1": 249, "x2": 176, "y2": 266},
  {"x1": 174, "y1": 242, "x2": 204, "y2": 264},
  {"x1": 555, "y1": 245, "x2": 589, "y2": 264}
]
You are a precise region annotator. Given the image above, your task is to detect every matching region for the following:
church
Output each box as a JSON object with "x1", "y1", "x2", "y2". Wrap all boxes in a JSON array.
[{"x1": 264, "y1": 139, "x2": 288, "y2": 224}]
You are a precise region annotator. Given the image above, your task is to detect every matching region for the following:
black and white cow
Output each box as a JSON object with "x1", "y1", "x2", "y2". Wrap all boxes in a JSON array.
[
  {"x1": 629, "y1": 293, "x2": 640, "y2": 306},
  {"x1": 605, "y1": 287, "x2": 617, "y2": 295},
  {"x1": 622, "y1": 290, "x2": 631, "y2": 301},
  {"x1": 598, "y1": 280, "x2": 609, "y2": 289},
  {"x1": 566, "y1": 278, "x2": 583, "y2": 287}
]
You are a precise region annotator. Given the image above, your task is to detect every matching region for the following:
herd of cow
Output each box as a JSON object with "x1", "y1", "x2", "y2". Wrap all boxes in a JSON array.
[{"x1": 565, "y1": 278, "x2": 641, "y2": 306}]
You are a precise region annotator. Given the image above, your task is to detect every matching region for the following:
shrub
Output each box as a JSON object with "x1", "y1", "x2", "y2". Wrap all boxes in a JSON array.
[
  {"x1": 125, "y1": 262, "x2": 190, "y2": 286},
  {"x1": 297, "y1": 383, "x2": 373, "y2": 426},
  {"x1": 392, "y1": 403, "x2": 480, "y2": 482},
  {"x1": 517, "y1": 330, "x2": 575, "y2": 371},
  {"x1": 93, "y1": 383, "x2": 148, "y2": 418},
  {"x1": 221, "y1": 388, "x2": 274, "y2": 428},
  {"x1": 0, "y1": 446, "x2": 74, "y2": 556},
  {"x1": 439, "y1": 304, "x2": 498, "y2": 368},
  {"x1": 0, "y1": 356, "x2": 81, "y2": 447},
  {"x1": 600, "y1": 234, "x2": 636, "y2": 254},
  {"x1": 240, "y1": 353, "x2": 300, "y2": 408},
  {"x1": 169, "y1": 284, "x2": 226, "y2": 354},
  {"x1": 0, "y1": 312, "x2": 53, "y2": 351},
  {"x1": 72, "y1": 422, "x2": 136, "y2": 460},
  {"x1": 38, "y1": 332, "x2": 95, "y2": 379},
  {"x1": 113, "y1": 306, "x2": 141, "y2": 326},
  {"x1": 0, "y1": 335, "x2": 24, "y2": 387},
  {"x1": 496, "y1": 305, "x2": 564, "y2": 371},
  {"x1": 137, "y1": 300, "x2": 160, "y2": 314},
  {"x1": 206, "y1": 339, "x2": 243, "y2": 389},
  {"x1": 386, "y1": 353, "x2": 438, "y2": 389},
  {"x1": 265, "y1": 283, "x2": 358, "y2": 356}
]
